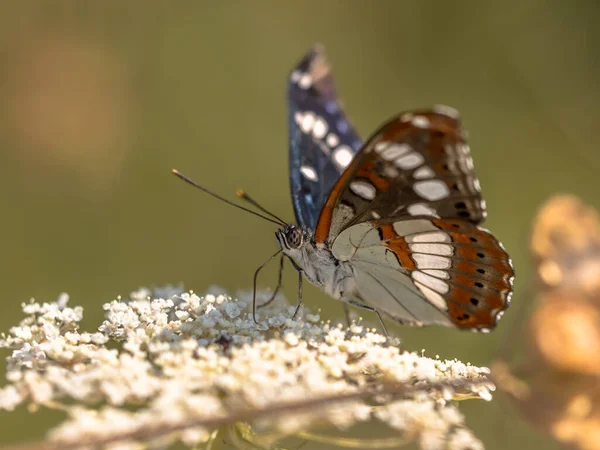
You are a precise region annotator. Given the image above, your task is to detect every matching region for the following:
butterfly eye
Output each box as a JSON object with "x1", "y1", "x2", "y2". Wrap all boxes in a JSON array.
[{"x1": 285, "y1": 226, "x2": 304, "y2": 249}]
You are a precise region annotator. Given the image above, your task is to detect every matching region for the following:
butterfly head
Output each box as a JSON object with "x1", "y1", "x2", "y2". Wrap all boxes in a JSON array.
[{"x1": 276, "y1": 224, "x2": 305, "y2": 250}]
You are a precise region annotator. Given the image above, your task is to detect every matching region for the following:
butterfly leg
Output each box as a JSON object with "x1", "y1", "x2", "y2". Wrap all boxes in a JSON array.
[
  {"x1": 286, "y1": 256, "x2": 305, "y2": 320},
  {"x1": 345, "y1": 299, "x2": 388, "y2": 336},
  {"x1": 252, "y1": 249, "x2": 283, "y2": 324},
  {"x1": 257, "y1": 253, "x2": 285, "y2": 310}
]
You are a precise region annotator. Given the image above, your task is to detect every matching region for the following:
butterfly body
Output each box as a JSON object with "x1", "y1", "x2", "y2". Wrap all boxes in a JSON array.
[
  {"x1": 276, "y1": 225, "x2": 352, "y2": 299},
  {"x1": 282, "y1": 46, "x2": 514, "y2": 331}
]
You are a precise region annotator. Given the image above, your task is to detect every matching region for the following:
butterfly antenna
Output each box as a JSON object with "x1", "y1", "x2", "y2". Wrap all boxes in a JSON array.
[
  {"x1": 172, "y1": 169, "x2": 284, "y2": 226},
  {"x1": 236, "y1": 189, "x2": 287, "y2": 226}
]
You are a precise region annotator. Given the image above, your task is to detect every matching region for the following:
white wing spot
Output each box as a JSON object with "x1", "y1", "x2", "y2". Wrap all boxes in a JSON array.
[
  {"x1": 350, "y1": 180, "x2": 376, "y2": 200},
  {"x1": 300, "y1": 165, "x2": 318, "y2": 182},
  {"x1": 393, "y1": 219, "x2": 439, "y2": 236},
  {"x1": 375, "y1": 141, "x2": 389, "y2": 153},
  {"x1": 433, "y1": 104, "x2": 459, "y2": 119},
  {"x1": 298, "y1": 74, "x2": 312, "y2": 89},
  {"x1": 383, "y1": 165, "x2": 399, "y2": 178},
  {"x1": 400, "y1": 113, "x2": 414, "y2": 122},
  {"x1": 411, "y1": 115, "x2": 430, "y2": 128},
  {"x1": 414, "y1": 281, "x2": 448, "y2": 310},
  {"x1": 407, "y1": 232, "x2": 450, "y2": 243},
  {"x1": 477, "y1": 225, "x2": 492, "y2": 234},
  {"x1": 464, "y1": 156, "x2": 474, "y2": 170},
  {"x1": 326, "y1": 133, "x2": 339, "y2": 148},
  {"x1": 473, "y1": 178, "x2": 481, "y2": 192},
  {"x1": 414, "y1": 180, "x2": 450, "y2": 201},
  {"x1": 422, "y1": 269, "x2": 450, "y2": 279},
  {"x1": 395, "y1": 152, "x2": 424, "y2": 170},
  {"x1": 480, "y1": 199, "x2": 487, "y2": 210},
  {"x1": 407, "y1": 203, "x2": 438, "y2": 217},
  {"x1": 313, "y1": 118, "x2": 328, "y2": 139},
  {"x1": 333, "y1": 146, "x2": 354, "y2": 169},
  {"x1": 299, "y1": 112, "x2": 315, "y2": 133},
  {"x1": 413, "y1": 253, "x2": 452, "y2": 269},
  {"x1": 412, "y1": 271, "x2": 450, "y2": 294},
  {"x1": 290, "y1": 70, "x2": 302, "y2": 83},
  {"x1": 413, "y1": 166, "x2": 435, "y2": 179},
  {"x1": 371, "y1": 211, "x2": 381, "y2": 219},
  {"x1": 381, "y1": 143, "x2": 411, "y2": 161},
  {"x1": 410, "y1": 243, "x2": 454, "y2": 256}
]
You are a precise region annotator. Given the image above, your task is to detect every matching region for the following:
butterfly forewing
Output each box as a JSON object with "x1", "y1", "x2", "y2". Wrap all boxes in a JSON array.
[
  {"x1": 315, "y1": 108, "x2": 513, "y2": 330},
  {"x1": 288, "y1": 46, "x2": 362, "y2": 232},
  {"x1": 315, "y1": 109, "x2": 486, "y2": 243}
]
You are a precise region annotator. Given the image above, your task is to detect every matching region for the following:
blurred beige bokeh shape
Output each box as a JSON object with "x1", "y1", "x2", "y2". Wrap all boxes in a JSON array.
[
  {"x1": 1, "y1": 21, "x2": 134, "y2": 192},
  {"x1": 494, "y1": 196, "x2": 600, "y2": 450}
]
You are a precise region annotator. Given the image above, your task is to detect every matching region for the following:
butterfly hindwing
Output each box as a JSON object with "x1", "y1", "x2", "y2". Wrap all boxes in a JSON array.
[
  {"x1": 332, "y1": 218, "x2": 514, "y2": 330},
  {"x1": 288, "y1": 45, "x2": 362, "y2": 232}
]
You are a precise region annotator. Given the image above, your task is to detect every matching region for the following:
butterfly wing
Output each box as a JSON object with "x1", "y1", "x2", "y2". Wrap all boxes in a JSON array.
[
  {"x1": 315, "y1": 108, "x2": 486, "y2": 243},
  {"x1": 316, "y1": 108, "x2": 514, "y2": 330},
  {"x1": 332, "y1": 218, "x2": 513, "y2": 330},
  {"x1": 288, "y1": 45, "x2": 362, "y2": 232}
]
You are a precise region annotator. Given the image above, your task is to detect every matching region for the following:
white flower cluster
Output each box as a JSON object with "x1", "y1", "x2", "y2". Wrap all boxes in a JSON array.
[{"x1": 0, "y1": 287, "x2": 493, "y2": 450}]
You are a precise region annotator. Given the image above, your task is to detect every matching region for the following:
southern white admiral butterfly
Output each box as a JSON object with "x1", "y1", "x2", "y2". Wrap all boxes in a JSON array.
[{"x1": 174, "y1": 45, "x2": 514, "y2": 332}]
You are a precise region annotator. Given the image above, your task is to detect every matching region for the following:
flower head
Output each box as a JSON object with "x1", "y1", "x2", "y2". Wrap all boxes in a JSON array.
[{"x1": 1, "y1": 287, "x2": 492, "y2": 449}]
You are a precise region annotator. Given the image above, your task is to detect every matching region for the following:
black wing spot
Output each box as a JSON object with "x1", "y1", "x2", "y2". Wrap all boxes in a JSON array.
[
  {"x1": 452, "y1": 223, "x2": 460, "y2": 228},
  {"x1": 458, "y1": 211, "x2": 470, "y2": 218},
  {"x1": 476, "y1": 268, "x2": 485, "y2": 274},
  {"x1": 470, "y1": 237, "x2": 478, "y2": 243},
  {"x1": 470, "y1": 298, "x2": 479, "y2": 306},
  {"x1": 474, "y1": 282, "x2": 484, "y2": 288},
  {"x1": 476, "y1": 252, "x2": 485, "y2": 258},
  {"x1": 455, "y1": 201, "x2": 466, "y2": 209}
]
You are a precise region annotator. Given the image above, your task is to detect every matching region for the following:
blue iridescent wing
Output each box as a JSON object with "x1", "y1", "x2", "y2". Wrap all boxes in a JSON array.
[{"x1": 288, "y1": 45, "x2": 362, "y2": 232}]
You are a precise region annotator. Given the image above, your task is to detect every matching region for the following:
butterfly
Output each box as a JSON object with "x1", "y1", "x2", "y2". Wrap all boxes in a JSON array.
[
  {"x1": 173, "y1": 45, "x2": 514, "y2": 332},
  {"x1": 276, "y1": 45, "x2": 514, "y2": 331}
]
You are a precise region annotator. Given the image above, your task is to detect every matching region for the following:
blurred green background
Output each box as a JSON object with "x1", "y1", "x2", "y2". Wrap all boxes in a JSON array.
[{"x1": 1, "y1": 1, "x2": 599, "y2": 448}]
